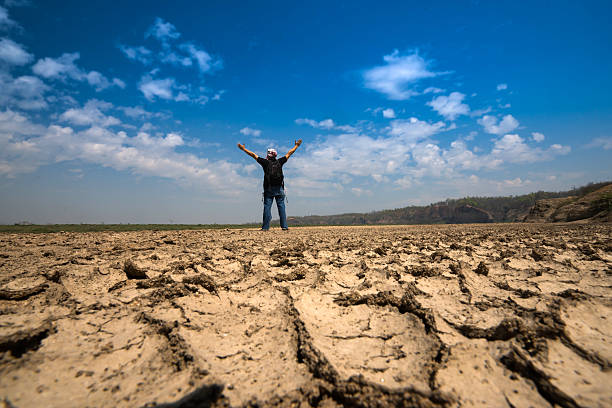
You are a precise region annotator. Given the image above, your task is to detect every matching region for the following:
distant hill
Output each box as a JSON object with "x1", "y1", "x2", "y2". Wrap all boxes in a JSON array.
[
  {"x1": 523, "y1": 183, "x2": 612, "y2": 223},
  {"x1": 288, "y1": 181, "x2": 611, "y2": 225}
]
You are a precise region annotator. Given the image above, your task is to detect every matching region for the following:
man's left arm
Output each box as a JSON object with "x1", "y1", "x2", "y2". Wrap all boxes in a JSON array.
[{"x1": 284, "y1": 139, "x2": 302, "y2": 160}]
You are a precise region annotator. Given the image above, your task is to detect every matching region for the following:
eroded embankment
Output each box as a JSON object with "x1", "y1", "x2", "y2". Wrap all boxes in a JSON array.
[{"x1": 0, "y1": 224, "x2": 611, "y2": 407}]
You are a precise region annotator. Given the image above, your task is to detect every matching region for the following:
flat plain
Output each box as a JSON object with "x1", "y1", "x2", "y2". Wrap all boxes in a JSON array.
[{"x1": 0, "y1": 224, "x2": 610, "y2": 408}]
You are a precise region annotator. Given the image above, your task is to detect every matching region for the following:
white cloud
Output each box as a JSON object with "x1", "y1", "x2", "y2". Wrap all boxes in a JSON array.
[
  {"x1": 531, "y1": 132, "x2": 545, "y2": 142},
  {"x1": 295, "y1": 118, "x2": 318, "y2": 127},
  {"x1": 423, "y1": 87, "x2": 444, "y2": 94},
  {"x1": 477, "y1": 114, "x2": 519, "y2": 135},
  {"x1": 0, "y1": 111, "x2": 250, "y2": 193},
  {"x1": 0, "y1": 38, "x2": 32, "y2": 65},
  {"x1": 138, "y1": 75, "x2": 176, "y2": 101},
  {"x1": 145, "y1": 17, "x2": 181, "y2": 42},
  {"x1": 0, "y1": 109, "x2": 47, "y2": 176},
  {"x1": 3, "y1": 1, "x2": 30, "y2": 8},
  {"x1": 180, "y1": 43, "x2": 222, "y2": 74},
  {"x1": 85, "y1": 70, "x2": 120, "y2": 91},
  {"x1": 336, "y1": 124, "x2": 357, "y2": 132},
  {"x1": 586, "y1": 136, "x2": 612, "y2": 150},
  {"x1": 295, "y1": 117, "x2": 358, "y2": 133},
  {"x1": 501, "y1": 177, "x2": 529, "y2": 187},
  {"x1": 119, "y1": 106, "x2": 152, "y2": 119},
  {"x1": 0, "y1": 109, "x2": 45, "y2": 135},
  {"x1": 32, "y1": 52, "x2": 123, "y2": 91},
  {"x1": 212, "y1": 90, "x2": 225, "y2": 100},
  {"x1": 351, "y1": 187, "x2": 372, "y2": 196},
  {"x1": 161, "y1": 51, "x2": 192, "y2": 67},
  {"x1": 427, "y1": 92, "x2": 469, "y2": 121},
  {"x1": 120, "y1": 18, "x2": 223, "y2": 102},
  {"x1": 240, "y1": 127, "x2": 261, "y2": 137},
  {"x1": 0, "y1": 6, "x2": 17, "y2": 30},
  {"x1": 388, "y1": 117, "x2": 446, "y2": 142},
  {"x1": 119, "y1": 45, "x2": 152, "y2": 64},
  {"x1": 112, "y1": 78, "x2": 126, "y2": 89},
  {"x1": 496, "y1": 83, "x2": 508, "y2": 91},
  {"x1": 442, "y1": 140, "x2": 483, "y2": 171},
  {"x1": 382, "y1": 108, "x2": 396, "y2": 119},
  {"x1": 175, "y1": 91, "x2": 189, "y2": 101},
  {"x1": 318, "y1": 118, "x2": 335, "y2": 129},
  {"x1": 490, "y1": 134, "x2": 570, "y2": 163},
  {"x1": 0, "y1": 73, "x2": 49, "y2": 110},
  {"x1": 32, "y1": 52, "x2": 80, "y2": 78},
  {"x1": 290, "y1": 116, "x2": 448, "y2": 189},
  {"x1": 59, "y1": 99, "x2": 121, "y2": 127},
  {"x1": 469, "y1": 106, "x2": 492, "y2": 117},
  {"x1": 363, "y1": 50, "x2": 441, "y2": 100}
]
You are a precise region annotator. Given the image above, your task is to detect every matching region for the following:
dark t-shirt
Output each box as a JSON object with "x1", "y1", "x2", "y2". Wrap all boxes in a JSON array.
[{"x1": 257, "y1": 156, "x2": 288, "y2": 190}]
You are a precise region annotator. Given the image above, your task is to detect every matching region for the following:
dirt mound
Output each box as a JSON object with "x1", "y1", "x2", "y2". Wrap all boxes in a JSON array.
[{"x1": 1, "y1": 224, "x2": 611, "y2": 407}]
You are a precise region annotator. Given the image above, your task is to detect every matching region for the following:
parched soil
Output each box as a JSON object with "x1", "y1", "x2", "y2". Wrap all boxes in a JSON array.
[{"x1": 0, "y1": 224, "x2": 611, "y2": 408}]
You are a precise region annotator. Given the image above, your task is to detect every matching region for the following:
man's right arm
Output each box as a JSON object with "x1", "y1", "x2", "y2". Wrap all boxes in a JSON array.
[{"x1": 237, "y1": 143, "x2": 259, "y2": 160}]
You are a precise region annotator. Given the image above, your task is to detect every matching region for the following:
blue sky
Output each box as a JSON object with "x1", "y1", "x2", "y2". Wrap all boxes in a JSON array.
[{"x1": 0, "y1": 0, "x2": 611, "y2": 224}]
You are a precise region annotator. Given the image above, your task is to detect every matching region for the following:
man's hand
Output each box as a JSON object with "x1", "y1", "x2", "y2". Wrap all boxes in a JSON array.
[
  {"x1": 238, "y1": 143, "x2": 258, "y2": 160},
  {"x1": 285, "y1": 139, "x2": 302, "y2": 159}
]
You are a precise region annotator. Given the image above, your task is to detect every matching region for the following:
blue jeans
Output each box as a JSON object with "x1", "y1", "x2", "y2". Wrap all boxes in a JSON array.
[{"x1": 262, "y1": 186, "x2": 287, "y2": 230}]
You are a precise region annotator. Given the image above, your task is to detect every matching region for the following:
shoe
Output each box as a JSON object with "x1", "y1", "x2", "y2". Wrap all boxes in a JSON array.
[
  {"x1": 261, "y1": 228, "x2": 269, "y2": 231},
  {"x1": 282, "y1": 228, "x2": 289, "y2": 231}
]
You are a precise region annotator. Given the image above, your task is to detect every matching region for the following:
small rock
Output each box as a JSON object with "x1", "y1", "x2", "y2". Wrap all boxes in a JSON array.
[
  {"x1": 123, "y1": 259, "x2": 148, "y2": 279},
  {"x1": 474, "y1": 261, "x2": 489, "y2": 276},
  {"x1": 530, "y1": 249, "x2": 545, "y2": 262}
]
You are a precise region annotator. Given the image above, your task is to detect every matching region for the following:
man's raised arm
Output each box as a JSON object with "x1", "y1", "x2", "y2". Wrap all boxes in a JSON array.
[
  {"x1": 237, "y1": 143, "x2": 259, "y2": 160},
  {"x1": 284, "y1": 139, "x2": 302, "y2": 159}
]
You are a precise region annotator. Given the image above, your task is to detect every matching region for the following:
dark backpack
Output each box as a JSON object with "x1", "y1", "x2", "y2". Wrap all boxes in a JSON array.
[{"x1": 266, "y1": 160, "x2": 284, "y2": 186}]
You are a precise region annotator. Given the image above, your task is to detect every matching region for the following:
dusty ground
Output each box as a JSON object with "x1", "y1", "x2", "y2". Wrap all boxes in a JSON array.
[{"x1": 0, "y1": 224, "x2": 611, "y2": 408}]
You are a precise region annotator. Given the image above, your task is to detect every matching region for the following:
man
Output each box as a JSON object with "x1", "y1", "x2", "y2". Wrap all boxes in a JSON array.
[{"x1": 237, "y1": 140, "x2": 302, "y2": 230}]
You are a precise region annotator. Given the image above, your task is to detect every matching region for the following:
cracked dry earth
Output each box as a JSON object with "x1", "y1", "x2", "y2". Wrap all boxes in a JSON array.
[{"x1": 0, "y1": 224, "x2": 611, "y2": 408}]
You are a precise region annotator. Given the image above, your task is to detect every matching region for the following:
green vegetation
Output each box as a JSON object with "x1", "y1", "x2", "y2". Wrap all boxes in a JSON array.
[{"x1": 0, "y1": 223, "x2": 259, "y2": 234}]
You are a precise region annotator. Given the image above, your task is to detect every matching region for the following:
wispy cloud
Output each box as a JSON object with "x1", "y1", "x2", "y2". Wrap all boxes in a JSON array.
[
  {"x1": 240, "y1": 127, "x2": 261, "y2": 137},
  {"x1": 138, "y1": 75, "x2": 177, "y2": 101},
  {"x1": 363, "y1": 50, "x2": 443, "y2": 100},
  {"x1": 180, "y1": 43, "x2": 222, "y2": 74},
  {"x1": 119, "y1": 45, "x2": 152, "y2": 64},
  {"x1": 496, "y1": 83, "x2": 508, "y2": 91},
  {"x1": 0, "y1": 38, "x2": 32, "y2": 65},
  {"x1": 120, "y1": 17, "x2": 223, "y2": 102},
  {"x1": 145, "y1": 17, "x2": 181, "y2": 42},
  {"x1": 295, "y1": 117, "x2": 357, "y2": 132},
  {"x1": 423, "y1": 87, "x2": 444, "y2": 94},
  {"x1": 0, "y1": 5, "x2": 18, "y2": 31},
  {"x1": 586, "y1": 136, "x2": 612, "y2": 150},
  {"x1": 32, "y1": 52, "x2": 123, "y2": 91}
]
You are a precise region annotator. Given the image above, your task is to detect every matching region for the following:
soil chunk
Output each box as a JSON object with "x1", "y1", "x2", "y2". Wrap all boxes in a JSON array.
[{"x1": 123, "y1": 259, "x2": 148, "y2": 279}]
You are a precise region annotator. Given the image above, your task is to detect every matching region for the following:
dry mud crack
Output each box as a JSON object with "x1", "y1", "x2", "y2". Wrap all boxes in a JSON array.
[{"x1": 0, "y1": 224, "x2": 611, "y2": 407}]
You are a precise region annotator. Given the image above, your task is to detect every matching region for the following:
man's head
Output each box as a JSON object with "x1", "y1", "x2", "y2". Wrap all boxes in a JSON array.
[{"x1": 266, "y1": 148, "x2": 277, "y2": 160}]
